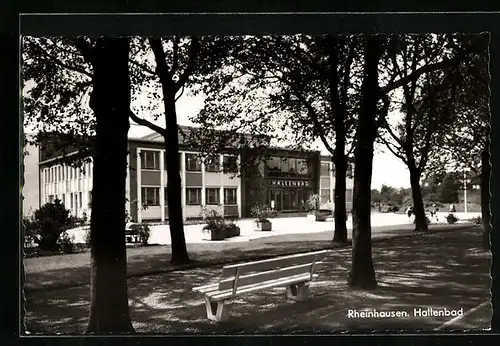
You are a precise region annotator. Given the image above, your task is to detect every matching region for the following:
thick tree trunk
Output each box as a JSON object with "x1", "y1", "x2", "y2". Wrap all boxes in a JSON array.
[
  {"x1": 409, "y1": 166, "x2": 428, "y2": 232},
  {"x1": 328, "y1": 37, "x2": 348, "y2": 244},
  {"x1": 163, "y1": 92, "x2": 190, "y2": 265},
  {"x1": 349, "y1": 36, "x2": 381, "y2": 290},
  {"x1": 481, "y1": 139, "x2": 491, "y2": 250},
  {"x1": 86, "y1": 38, "x2": 134, "y2": 333}
]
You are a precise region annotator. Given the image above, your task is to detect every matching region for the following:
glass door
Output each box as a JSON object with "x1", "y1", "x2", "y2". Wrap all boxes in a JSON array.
[
  {"x1": 269, "y1": 190, "x2": 282, "y2": 211},
  {"x1": 282, "y1": 190, "x2": 291, "y2": 211}
]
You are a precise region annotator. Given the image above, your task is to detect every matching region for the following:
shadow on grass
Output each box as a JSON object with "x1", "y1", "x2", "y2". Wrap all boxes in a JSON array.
[{"x1": 25, "y1": 227, "x2": 491, "y2": 334}]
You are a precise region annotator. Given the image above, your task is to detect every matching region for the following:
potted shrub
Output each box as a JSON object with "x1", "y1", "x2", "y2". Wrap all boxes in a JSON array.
[
  {"x1": 224, "y1": 221, "x2": 241, "y2": 238},
  {"x1": 201, "y1": 206, "x2": 227, "y2": 240},
  {"x1": 130, "y1": 223, "x2": 151, "y2": 246},
  {"x1": 251, "y1": 203, "x2": 276, "y2": 231},
  {"x1": 57, "y1": 231, "x2": 75, "y2": 254},
  {"x1": 306, "y1": 194, "x2": 329, "y2": 221}
]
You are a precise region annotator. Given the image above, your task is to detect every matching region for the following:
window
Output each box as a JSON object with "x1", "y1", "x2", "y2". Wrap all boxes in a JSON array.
[
  {"x1": 79, "y1": 192, "x2": 83, "y2": 208},
  {"x1": 206, "y1": 188, "x2": 220, "y2": 205},
  {"x1": 48, "y1": 195, "x2": 54, "y2": 203},
  {"x1": 287, "y1": 158, "x2": 298, "y2": 176},
  {"x1": 224, "y1": 188, "x2": 237, "y2": 205},
  {"x1": 62, "y1": 194, "x2": 65, "y2": 205},
  {"x1": 164, "y1": 187, "x2": 168, "y2": 206},
  {"x1": 223, "y1": 155, "x2": 238, "y2": 173},
  {"x1": 88, "y1": 191, "x2": 92, "y2": 208},
  {"x1": 185, "y1": 153, "x2": 201, "y2": 172},
  {"x1": 205, "y1": 156, "x2": 221, "y2": 172},
  {"x1": 320, "y1": 189, "x2": 331, "y2": 203},
  {"x1": 70, "y1": 193, "x2": 74, "y2": 209},
  {"x1": 142, "y1": 187, "x2": 160, "y2": 206},
  {"x1": 297, "y1": 158, "x2": 309, "y2": 176},
  {"x1": 267, "y1": 156, "x2": 281, "y2": 177},
  {"x1": 58, "y1": 166, "x2": 61, "y2": 181},
  {"x1": 320, "y1": 162, "x2": 330, "y2": 176},
  {"x1": 186, "y1": 188, "x2": 202, "y2": 205},
  {"x1": 141, "y1": 150, "x2": 160, "y2": 170}
]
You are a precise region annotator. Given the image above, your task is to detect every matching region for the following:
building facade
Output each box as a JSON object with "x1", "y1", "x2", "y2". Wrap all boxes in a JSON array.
[{"x1": 35, "y1": 128, "x2": 354, "y2": 221}]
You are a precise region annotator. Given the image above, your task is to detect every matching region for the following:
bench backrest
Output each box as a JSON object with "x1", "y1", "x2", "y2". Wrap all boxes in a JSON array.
[{"x1": 218, "y1": 250, "x2": 328, "y2": 293}]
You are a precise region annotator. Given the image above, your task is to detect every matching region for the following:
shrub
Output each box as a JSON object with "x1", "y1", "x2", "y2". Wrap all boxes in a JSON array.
[
  {"x1": 251, "y1": 203, "x2": 277, "y2": 222},
  {"x1": 28, "y1": 199, "x2": 73, "y2": 252},
  {"x1": 200, "y1": 206, "x2": 225, "y2": 231},
  {"x1": 472, "y1": 216, "x2": 482, "y2": 225},
  {"x1": 446, "y1": 213, "x2": 459, "y2": 224},
  {"x1": 57, "y1": 231, "x2": 75, "y2": 254},
  {"x1": 83, "y1": 227, "x2": 91, "y2": 248},
  {"x1": 224, "y1": 222, "x2": 241, "y2": 238},
  {"x1": 130, "y1": 223, "x2": 151, "y2": 246},
  {"x1": 307, "y1": 194, "x2": 320, "y2": 212}
]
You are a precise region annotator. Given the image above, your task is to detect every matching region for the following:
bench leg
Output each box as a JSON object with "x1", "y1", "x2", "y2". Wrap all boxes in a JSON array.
[
  {"x1": 204, "y1": 297, "x2": 230, "y2": 322},
  {"x1": 286, "y1": 282, "x2": 309, "y2": 301}
]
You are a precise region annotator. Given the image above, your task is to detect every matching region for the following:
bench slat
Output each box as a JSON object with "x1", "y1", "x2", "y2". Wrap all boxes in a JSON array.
[
  {"x1": 221, "y1": 250, "x2": 328, "y2": 278},
  {"x1": 192, "y1": 283, "x2": 219, "y2": 294},
  {"x1": 218, "y1": 262, "x2": 324, "y2": 291},
  {"x1": 209, "y1": 273, "x2": 319, "y2": 301}
]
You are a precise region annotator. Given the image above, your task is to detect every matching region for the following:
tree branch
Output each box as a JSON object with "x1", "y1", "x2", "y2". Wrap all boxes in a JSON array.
[
  {"x1": 72, "y1": 37, "x2": 94, "y2": 64},
  {"x1": 170, "y1": 35, "x2": 179, "y2": 76},
  {"x1": 128, "y1": 110, "x2": 166, "y2": 136},
  {"x1": 174, "y1": 36, "x2": 200, "y2": 93},
  {"x1": 129, "y1": 58, "x2": 156, "y2": 75},
  {"x1": 380, "y1": 135, "x2": 408, "y2": 164},
  {"x1": 34, "y1": 39, "x2": 93, "y2": 79}
]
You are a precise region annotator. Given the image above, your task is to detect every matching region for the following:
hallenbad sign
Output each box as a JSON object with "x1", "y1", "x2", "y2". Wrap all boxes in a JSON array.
[{"x1": 270, "y1": 180, "x2": 310, "y2": 187}]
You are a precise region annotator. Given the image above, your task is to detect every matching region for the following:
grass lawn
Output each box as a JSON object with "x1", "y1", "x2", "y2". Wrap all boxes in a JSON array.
[{"x1": 24, "y1": 225, "x2": 491, "y2": 334}]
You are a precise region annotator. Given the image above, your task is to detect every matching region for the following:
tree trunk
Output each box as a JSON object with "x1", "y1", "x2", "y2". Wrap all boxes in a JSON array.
[
  {"x1": 481, "y1": 138, "x2": 491, "y2": 250},
  {"x1": 328, "y1": 37, "x2": 348, "y2": 244},
  {"x1": 349, "y1": 36, "x2": 381, "y2": 290},
  {"x1": 86, "y1": 38, "x2": 134, "y2": 333},
  {"x1": 163, "y1": 92, "x2": 190, "y2": 265},
  {"x1": 333, "y1": 154, "x2": 348, "y2": 243},
  {"x1": 409, "y1": 166, "x2": 428, "y2": 232}
]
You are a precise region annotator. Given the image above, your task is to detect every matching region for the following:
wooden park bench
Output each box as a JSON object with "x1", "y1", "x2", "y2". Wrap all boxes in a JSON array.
[{"x1": 192, "y1": 250, "x2": 329, "y2": 321}]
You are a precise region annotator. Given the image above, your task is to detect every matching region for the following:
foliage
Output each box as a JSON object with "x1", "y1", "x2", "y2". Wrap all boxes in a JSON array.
[
  {"x1": 307, "y1": 194, "x2": 321, "y2": 212},
  {"x1": 250, "y1": 203, "x2": 277, "y2": 222},
  {"x1": 26, "y1": 199, "x2": 73, "y2": 252},
  {"x1": 57, "y1": 231, "x2": 76, "y2": 254},
  {"x1": 83, "y1": 227, "x2": 91, "y2": 248},
  {"x1": 200, "y1": 206, "x2": 226, "y2": 232},
  {"x1": 130, "y1": 223, "x2": 151, "y2": 246},
  {"x1": 446, "y1": 213, "x2": 459, "y2": 224}
]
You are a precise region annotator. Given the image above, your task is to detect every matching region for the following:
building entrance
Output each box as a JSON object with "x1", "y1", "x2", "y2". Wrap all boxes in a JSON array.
[{"x1": 267, "y1": 188, "x2": 312, "y2": 212}]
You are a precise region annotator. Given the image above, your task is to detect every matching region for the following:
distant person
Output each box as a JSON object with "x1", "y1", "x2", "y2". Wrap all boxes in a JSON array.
[
  {"x1": 449, "y1": 203, "x2": 456, "y2": 213},
  {"x1": 406, "y1": 206, "x2": 414, "y2": 220},
  {"x1": 431, "y1": 204, "x2": 439, "y2": 222}
]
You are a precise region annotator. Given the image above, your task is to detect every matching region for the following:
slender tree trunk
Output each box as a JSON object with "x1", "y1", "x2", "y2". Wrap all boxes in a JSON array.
[
  {"x1": 333, "y1": 153, "x2": 348, "y2": 243},
  {"x1": 409, "y1": 166, "x2": 428, "y2": 232},
  {"x1": 481, "y1": 138, "x2": 491, "y2": 250},
  {"x1": 163, "y1": 91, "x2": 190, "y2": 265},
  {"x1": 349, "y1": 36, "x2": 382, "y2": 290},
  {"x1": 86, "y1": 38, "x2": 134, "y2": 333}
]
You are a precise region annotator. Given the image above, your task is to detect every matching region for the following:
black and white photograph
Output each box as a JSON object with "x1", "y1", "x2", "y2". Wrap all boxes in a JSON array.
[{"x1": 20, "y1": 15, "x2": 492, "y2": 334}]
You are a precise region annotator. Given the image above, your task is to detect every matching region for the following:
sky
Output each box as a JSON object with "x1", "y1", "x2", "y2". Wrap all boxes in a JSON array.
[{"x1": 129, "y1": 94, "x2": 411, "y2": 190}]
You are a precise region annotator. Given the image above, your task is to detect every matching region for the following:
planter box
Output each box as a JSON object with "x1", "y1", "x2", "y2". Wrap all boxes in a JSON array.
[
  {"x1": 255, "y1": 220, "x2": 272, "y2": 232},
  {"x1": 202, "y1": 227, "x2": 226, "y2": 241},
  {"x1": 307, "y1": 213, "x2": 328, "y2": 222},
  {"x1": 224, "y1": 226, "x2": 241, "y2": 238}
]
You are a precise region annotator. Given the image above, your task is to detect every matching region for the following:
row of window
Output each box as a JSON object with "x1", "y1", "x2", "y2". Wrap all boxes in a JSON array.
[
  {"x1": 319, "y1": 188, "x2": 354, "y2": 203},
  {"x1": 266, "y1": 157, "x2": 311, "y2": 178},
  {"x1": 141, "y1": 187, "x2": 237, "y2": 206},
  {"x1": 47, "y1": 191, "x2": 91, "y2": 210},
  {"x1": 141, "y1": 151, "x2": 238, "y2": 173},
  {"x1": 320, "y1": 162, "x2": 354, "y2": 177},
  {"x1": 43, "y1": 162, "x2": 92, "y2": 184}
]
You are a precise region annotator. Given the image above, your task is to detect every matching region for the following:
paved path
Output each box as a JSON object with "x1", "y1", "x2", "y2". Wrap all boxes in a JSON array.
[
  {"x1": 65, "y1": 212, "x2": 481, "y2": 245},
  {"x1": 24, "y1": 226, "x2": 491, "y2": 334}
]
